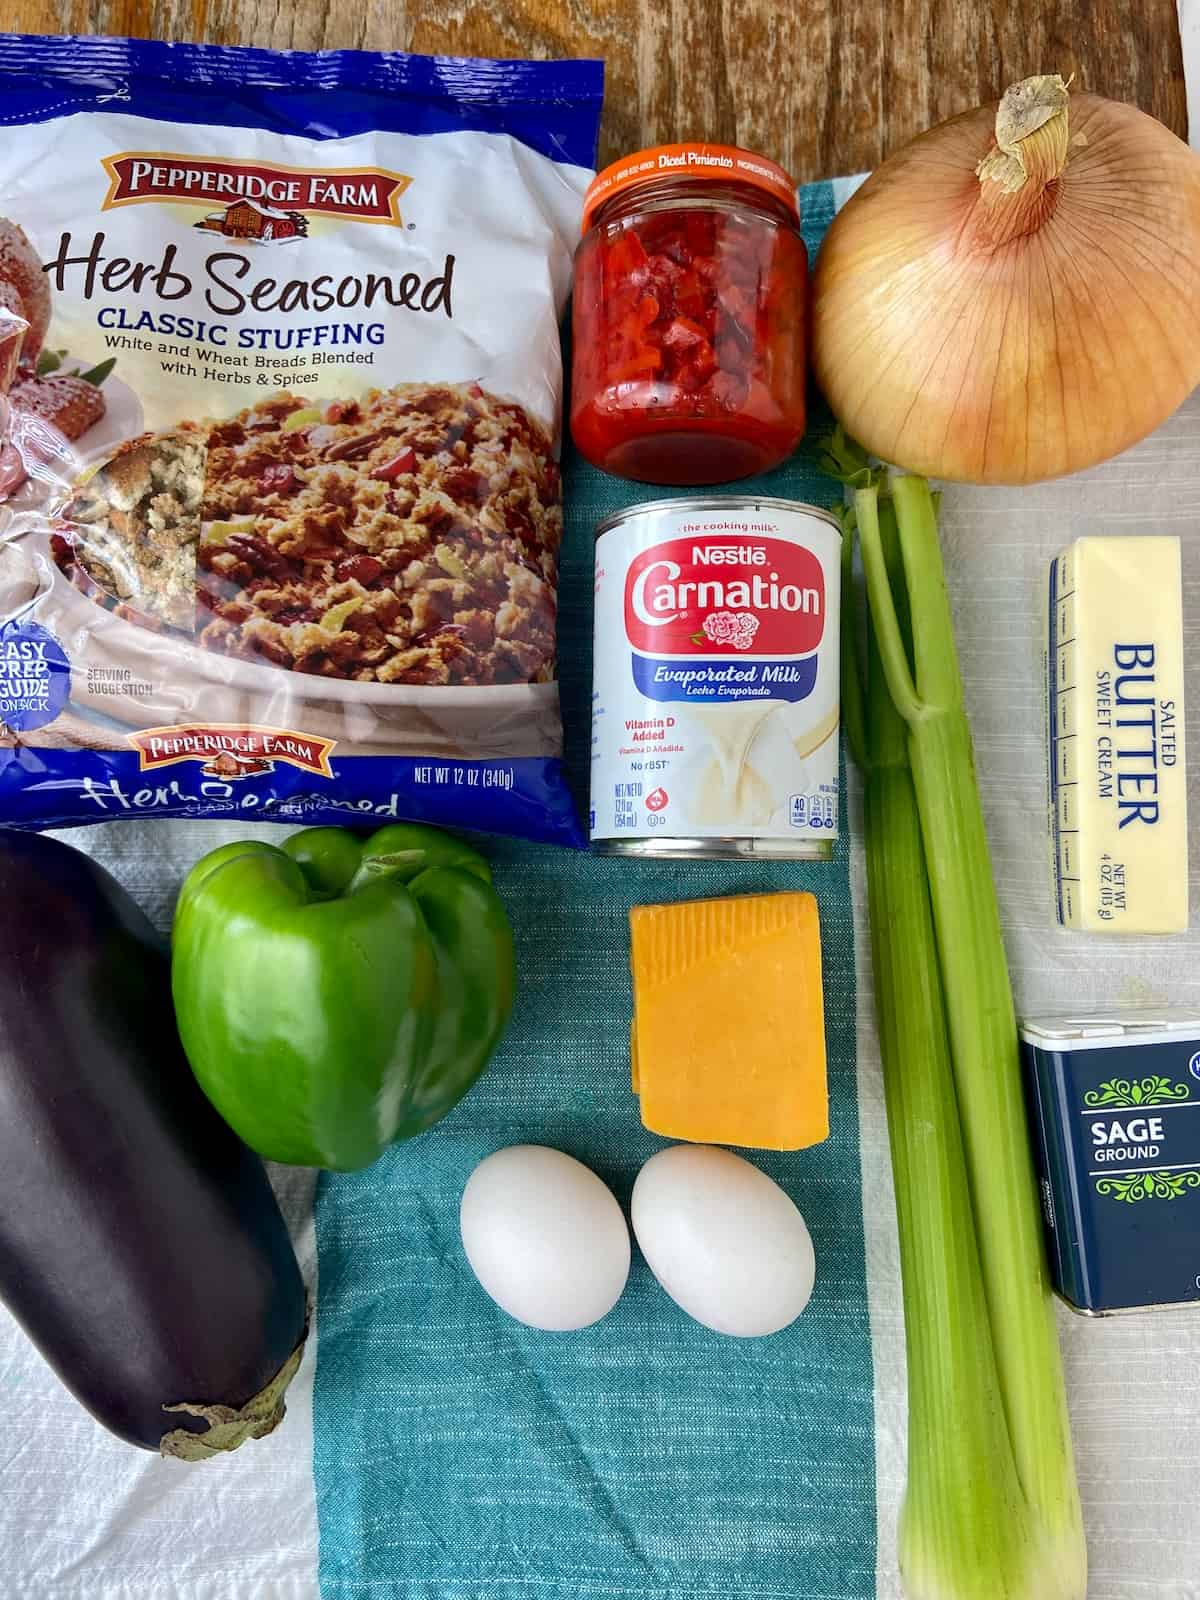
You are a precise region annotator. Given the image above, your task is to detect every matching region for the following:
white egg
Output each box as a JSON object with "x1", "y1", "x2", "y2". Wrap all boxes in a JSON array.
[
  {"x1": 460, "y1": 1145, "x2": 631, "y2": 1331},
  {"x1": 632, "y1": 1145, "x2": 815, "y2": 1337}
]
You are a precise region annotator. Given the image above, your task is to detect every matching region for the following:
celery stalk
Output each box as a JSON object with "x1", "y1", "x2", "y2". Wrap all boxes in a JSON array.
[
  {"x1": 827, "y1": 430, "x2": 1087, "y2": 1598},
  {"x1": 852, "y1": 498, "x2": 1036, "y2": 1595}
]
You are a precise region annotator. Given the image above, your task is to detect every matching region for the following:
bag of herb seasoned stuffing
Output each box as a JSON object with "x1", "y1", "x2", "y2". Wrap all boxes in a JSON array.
[{"x1": 0, "y1": 34, "x2": 602, "y2": 844}]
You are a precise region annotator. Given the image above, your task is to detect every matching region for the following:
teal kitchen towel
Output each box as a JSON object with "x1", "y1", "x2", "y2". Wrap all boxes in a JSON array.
[{"x1": 311, "y1": 178, "x2": 877, "y2": 1600}]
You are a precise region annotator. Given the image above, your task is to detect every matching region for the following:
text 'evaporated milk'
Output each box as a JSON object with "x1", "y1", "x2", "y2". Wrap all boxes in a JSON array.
[{"x1": 590, "y1": 497, "x2": 841, "y2": 859}]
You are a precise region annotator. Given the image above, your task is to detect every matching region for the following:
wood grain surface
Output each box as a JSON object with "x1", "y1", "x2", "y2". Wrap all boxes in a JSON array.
[{"x1": 5, "y1": 0, "x2": 1188, "y2": 179}]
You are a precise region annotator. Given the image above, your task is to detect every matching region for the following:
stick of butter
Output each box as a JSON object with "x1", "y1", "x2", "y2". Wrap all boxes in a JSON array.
[{"x1": 1048, "y1": 536, "x2": 1187, "y2": 932}]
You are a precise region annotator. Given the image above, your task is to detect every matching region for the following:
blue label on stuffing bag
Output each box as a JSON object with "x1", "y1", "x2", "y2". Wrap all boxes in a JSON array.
[
  {"x1": 0, "y1": 622, "x2": 70, "y2": 733},
  {"x1": 0, "y1": 34, "x2": 605, "y2": 169},
  {"x1": 0, "y1": 745, "x2": 586, "y2": 848}
]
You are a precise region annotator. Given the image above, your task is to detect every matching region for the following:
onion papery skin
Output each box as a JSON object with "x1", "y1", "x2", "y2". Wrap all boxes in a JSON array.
[{"x1": 812, "y1": 90, "x2": 1200, "y2": 485}]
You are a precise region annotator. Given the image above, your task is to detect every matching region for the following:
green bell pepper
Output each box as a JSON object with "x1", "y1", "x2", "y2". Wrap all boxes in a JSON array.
[{"x1": 171, "y1": 824, "x2": 516, "y2": 1171}]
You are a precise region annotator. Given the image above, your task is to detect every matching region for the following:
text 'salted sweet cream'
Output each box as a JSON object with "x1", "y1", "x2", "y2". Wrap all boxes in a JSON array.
[{"x1": 1048, "y1": 535, "x2": 1188, "y2": 933}]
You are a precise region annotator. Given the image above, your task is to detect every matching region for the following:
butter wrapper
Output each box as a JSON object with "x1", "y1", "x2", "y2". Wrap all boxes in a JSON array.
[{"x1": 1047, "y1": 535, "x2": 1188, "y2": 933}]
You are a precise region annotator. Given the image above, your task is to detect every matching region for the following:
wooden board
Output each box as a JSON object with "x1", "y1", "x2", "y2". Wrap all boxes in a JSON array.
[{"x1": 5, "y1": 0, "x2": 1189, "y2": 179}]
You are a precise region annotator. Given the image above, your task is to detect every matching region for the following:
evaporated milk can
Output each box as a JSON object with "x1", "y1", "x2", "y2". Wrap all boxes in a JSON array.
[{"x1": 589, "y1": 496, "x2": 841, "y2": 858}]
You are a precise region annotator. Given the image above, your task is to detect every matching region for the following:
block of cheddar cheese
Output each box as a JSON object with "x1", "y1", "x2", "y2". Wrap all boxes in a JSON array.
[{"x1": 629, "y1": 891, "x2": 828, "y2": 1152}]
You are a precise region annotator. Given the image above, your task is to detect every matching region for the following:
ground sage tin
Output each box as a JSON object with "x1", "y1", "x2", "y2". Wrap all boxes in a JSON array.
[
  {"x1": 589, "y1": 496, "x2": 840, "y2": 858},
  {"x1": 1021, "y1": 1010, "x2": 1200, "y2": 1315}
]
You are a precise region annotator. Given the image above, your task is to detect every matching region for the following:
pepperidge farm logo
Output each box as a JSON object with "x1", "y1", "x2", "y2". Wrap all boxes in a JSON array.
[
  {"x1": 128, "y1": 724, "x2": 336, "y2": 779},
  {"x1": 101, "y1": 153, "x2": 412, "y2": 243}
]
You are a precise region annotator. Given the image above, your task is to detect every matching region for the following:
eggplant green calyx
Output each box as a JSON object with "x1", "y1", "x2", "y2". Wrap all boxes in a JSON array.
[{"x1": 160, "y1": 1333, "x2": 307, "y2": 1461}]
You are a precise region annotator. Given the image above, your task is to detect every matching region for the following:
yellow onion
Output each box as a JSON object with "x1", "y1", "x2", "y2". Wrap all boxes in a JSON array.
[{"x1": 812, "y1": 75, "x2": 1200, "y2": 484}]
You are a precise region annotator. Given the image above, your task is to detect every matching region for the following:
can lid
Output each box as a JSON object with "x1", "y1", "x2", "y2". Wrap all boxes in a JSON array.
[
  {"x1": 582, "y1": 142, "x2": 800, "y2": 232},
  {"x1": 592, "y1": 496, "x2": 843, "y2": 541}
]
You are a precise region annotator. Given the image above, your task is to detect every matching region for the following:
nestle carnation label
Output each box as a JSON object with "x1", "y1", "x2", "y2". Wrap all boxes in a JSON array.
[{"x1": 591, "y1": 500, "x2": 841, "y2": 854}]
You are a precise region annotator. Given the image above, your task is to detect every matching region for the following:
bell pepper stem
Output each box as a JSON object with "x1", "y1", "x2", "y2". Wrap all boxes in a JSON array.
[{"x1": 346, "y1": 851, "x2": 428, "y2": 895}]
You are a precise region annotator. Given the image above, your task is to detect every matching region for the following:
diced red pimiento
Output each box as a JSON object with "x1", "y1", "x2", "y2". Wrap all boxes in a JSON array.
[
  {"x1": 607, "y1": 350, "x2": 662, "y2": 383},
  {"x1": 674, "y1": 353, "x2": 717, "y2": 393},
  {"x1": 9, "y1": 375, "x2": 105, "y2": 442},
  {"x1": 661, "y1": 317, "x2": 710, "y2": 353},
  {"x1": 368, "y1": 447, "x2": 417, "y2": 481},
  {"x1": 576, "y1": 209, "x2": 778, "y2": 414},
  {"x1": 571, "y1": 198, "x2": 809, "y2": 482},
  {"x1": 601, "y1": 230, "x2": 648, "y2": 287},
  {"x1": 642, "y1": 253, "x2": 682, "y2": 305}
]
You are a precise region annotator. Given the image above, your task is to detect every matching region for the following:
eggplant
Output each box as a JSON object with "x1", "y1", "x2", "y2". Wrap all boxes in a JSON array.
[{"x1": 0, "y1": 829, "x2": 307, "y2": 1459}]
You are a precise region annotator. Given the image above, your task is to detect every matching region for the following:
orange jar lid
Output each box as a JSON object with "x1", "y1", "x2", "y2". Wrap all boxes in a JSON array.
[{"x1": 582, "y1": 142, "x2": 799, "y2": 231}]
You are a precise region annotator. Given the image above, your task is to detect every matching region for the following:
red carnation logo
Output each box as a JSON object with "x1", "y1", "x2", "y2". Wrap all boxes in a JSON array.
[
  {"x1": 624, "y1": 536, "x2": 824, "y2": 657},
  {"x1": 701, "y1": 610, "x2": 760, "y2": 650}
]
